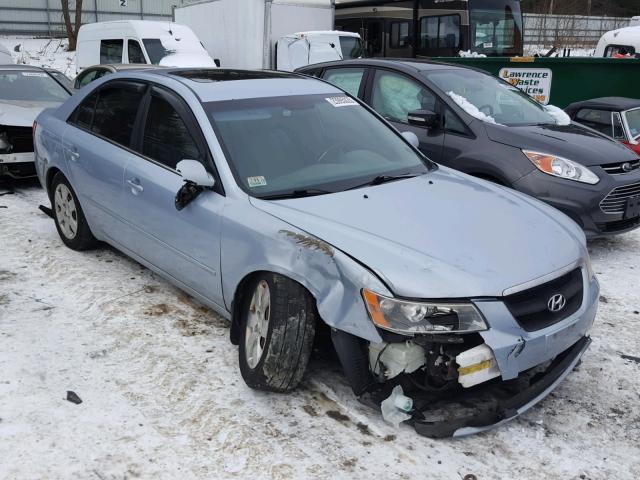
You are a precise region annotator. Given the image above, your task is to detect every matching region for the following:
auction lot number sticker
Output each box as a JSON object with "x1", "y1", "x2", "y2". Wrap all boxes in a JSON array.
[{"x1": 499, "y1": 68, "x2": 552, "y2": 105}]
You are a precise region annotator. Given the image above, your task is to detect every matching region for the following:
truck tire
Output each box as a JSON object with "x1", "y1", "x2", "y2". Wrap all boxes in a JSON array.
[
  {"x1": 50, "y1": 172, "x2": 97, "y2": 251},
  {"x1": 239, "y1": 273, "x2": 316, "y2": 392}
]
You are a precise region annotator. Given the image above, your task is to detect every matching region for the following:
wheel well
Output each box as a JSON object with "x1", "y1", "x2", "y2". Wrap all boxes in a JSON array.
[
  {"x1": 229, "y1": 270, "x2": 319, "y2": 345},
  {"x1": 45, "y1": 167, "x2": 63, "y2": 199}
]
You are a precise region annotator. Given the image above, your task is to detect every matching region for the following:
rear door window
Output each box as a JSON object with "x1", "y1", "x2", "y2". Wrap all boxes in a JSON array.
[
  {"x1": 371, "y1": 69, "x2": 437, "y2": 124},
  {"x1": 100, "y1": 39, "x2": 123, "y2": 63},
  {"x1": 91, "y1": 84, "x2": 145, "y2": 146},
  {"x1": 322, "y1": 68, "x2": 366, "y2": 97},
  {"x1": 141, "y1": 94, "x2": 203, "y2": 170}
]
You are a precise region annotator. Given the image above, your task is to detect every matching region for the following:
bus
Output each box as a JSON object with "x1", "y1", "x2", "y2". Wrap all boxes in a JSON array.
[{"x1": 335, "y1": 0, "x2": 523, "y2": 58}]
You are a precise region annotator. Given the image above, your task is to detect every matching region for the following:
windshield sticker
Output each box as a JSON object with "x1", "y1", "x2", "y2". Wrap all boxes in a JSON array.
[
  {"x1": 21, "y1": 72, "x2": 48, "y2": 77},
  {"x1": 247, "y1": 176, "x2": 267, "y2": 188},
  {"x1": 325, "y1": 96, "x2": 358, "y2": 107}
]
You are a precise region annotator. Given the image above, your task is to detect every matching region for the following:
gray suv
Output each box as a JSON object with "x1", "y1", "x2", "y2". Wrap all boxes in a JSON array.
[{"x1": 298, "y1": 59, "x2": 640, "y2": 237}]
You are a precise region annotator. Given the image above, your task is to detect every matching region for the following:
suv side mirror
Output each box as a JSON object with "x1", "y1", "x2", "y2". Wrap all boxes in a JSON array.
[
  {"x1": 177, "y1": 159, "x2": 215, "y2": 187},
  {"x1": 407, "y1": 109, "x2": 440, "y2": 129},
  {"x1": 175, "y1": 160, "x2": 215, "y2": 211}
]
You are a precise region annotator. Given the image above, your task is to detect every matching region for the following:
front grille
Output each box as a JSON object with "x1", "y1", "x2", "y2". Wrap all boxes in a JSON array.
[
  {"x1": 600, "y1": 181, "x2": 640, "y2": 214},
  {"x1": 595, "y1": 216, "x2": 640, "y2": 233},
  {"x1": 1, "y1": 125, "x2": 34, "y2": 154},
  {"x1": 504, "y1": 268, "x2": 583, "y2": 332},
  {"x1": 602, "y1": 160, "x2": 640, "y2": 175}
]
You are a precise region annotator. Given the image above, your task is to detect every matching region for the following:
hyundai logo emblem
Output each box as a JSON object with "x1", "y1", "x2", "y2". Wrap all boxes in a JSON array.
[
  {"x1": 548, "y1": 294, "x2": 567, "y2": 312},
  {"x1": 622, "y1": 162, "x2": 633, "y2": 173}
]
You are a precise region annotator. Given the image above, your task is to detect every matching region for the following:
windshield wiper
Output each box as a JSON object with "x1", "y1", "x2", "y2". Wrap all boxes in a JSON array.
[
  {"x1": 347, "y1": 173, "x2": 420, "y2": 191},
  {"x1": 259, "y1": 188, "x2": 333, "y2": 200}
]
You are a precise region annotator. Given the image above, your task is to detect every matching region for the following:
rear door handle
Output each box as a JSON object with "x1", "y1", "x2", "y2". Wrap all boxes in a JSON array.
[{"x1": 126, "y1": 178, "x2": 144, "y2": 195}]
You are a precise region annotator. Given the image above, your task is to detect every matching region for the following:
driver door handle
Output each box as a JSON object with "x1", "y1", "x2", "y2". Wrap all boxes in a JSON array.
[{"x1": 126, "y1": 178, "x2": 144, "y2": 195}]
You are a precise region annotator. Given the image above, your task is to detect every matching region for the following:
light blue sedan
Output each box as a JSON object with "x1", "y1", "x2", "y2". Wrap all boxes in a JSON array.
[{"x1": 34, "y1": 68, "x2": 599, "y2": 437}]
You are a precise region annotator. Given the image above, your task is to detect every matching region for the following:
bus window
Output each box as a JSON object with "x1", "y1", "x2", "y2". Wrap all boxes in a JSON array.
[
  {"x1": 419, "y1": 15, "x2": 460, "y2": 51},
  {"x1": 469, "y1": 0, "x2": 522, "y2": 54},
  {"x1": 390, "y1": 21, "x2": 411, "y2": 49}
]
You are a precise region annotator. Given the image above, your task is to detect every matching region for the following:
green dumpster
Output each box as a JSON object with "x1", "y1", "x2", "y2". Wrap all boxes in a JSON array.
[{"x1": 437, "y1": 56, "x2": 640, "y2": 108}]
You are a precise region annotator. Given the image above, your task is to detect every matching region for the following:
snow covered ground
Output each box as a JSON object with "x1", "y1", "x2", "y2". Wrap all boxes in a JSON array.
[{"x1": 1, "y1": 180, "x2": 639, "y2": 480}]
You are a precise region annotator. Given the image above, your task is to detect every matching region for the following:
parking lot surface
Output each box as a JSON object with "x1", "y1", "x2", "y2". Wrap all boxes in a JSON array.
[{"x1": 1, "y1": 183, "x2": 639, "y2": 480}]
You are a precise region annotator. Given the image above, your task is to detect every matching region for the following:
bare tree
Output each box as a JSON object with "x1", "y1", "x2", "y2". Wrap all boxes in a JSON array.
[{"x1": 61, "y1": 0, "x2": 83, "y2": 51}]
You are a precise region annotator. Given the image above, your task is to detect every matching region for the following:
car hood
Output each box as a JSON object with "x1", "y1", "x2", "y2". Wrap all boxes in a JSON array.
[
  {"x1": 0, "y1": 100, "x2": 63, "y2": 127},
  {"x1": 484, "y1": 122, "x2": 638, "y2": 166},
  {"x1": 251, "y1": 168, "x2": 585, "y2": 299}
]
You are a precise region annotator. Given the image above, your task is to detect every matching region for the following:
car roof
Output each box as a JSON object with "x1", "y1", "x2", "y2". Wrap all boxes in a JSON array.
[
  {"x1": 118, "y1": 68, "x2": 343, "y2": 102},
  {"x1": 85, "y1": 63, "x2": 162, "y2": 71},
  {"x1": 566, "y1": 97, "x2": 640, "y2": 113},
  {"x1": 297, "y1": 58, "x2": 467, "y2": 73},
  {"x1": 0, "y1": 64, "x2": 47, "y2": 72}
]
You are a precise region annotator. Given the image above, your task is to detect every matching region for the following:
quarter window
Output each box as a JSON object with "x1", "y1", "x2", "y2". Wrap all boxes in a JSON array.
[
  {"x1": 91, "y1": 86, "x2": 143, "y2": 146},
  {"x1": 142, "y1": 95, "x2": 202, "y2": 170},
  {"x1": 322, "y1": 68, "x2": 365, "y2": 97},
  {"x1": 127, "y1": 40, "x2": 146, "y2": 64},
  {"x1": 444, "y1": 108, "x2": 468, "y2": 135},
  {"x1": 76, "y1": 70, "x2": 98, "y2": 89},
  {"x1": 100, "y1": 39, "x2": 123, "y2": 63},
  {"x1": 69, "y1": 91, "x2": 98, "y2": 130},
  {"x1": 371, "y1": 70, "x2": 437, "y2": 124},
  {"x1": 419, "y1": 15, "x2": 460, "y2": 50},
  {"x1": 390, "y1": 22, "x2": 410, "y2": 49}
]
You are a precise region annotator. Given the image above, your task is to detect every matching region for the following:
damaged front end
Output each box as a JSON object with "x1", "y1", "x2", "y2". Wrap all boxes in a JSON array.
[{"x1": 330, "y1": 272, "x2": 598, "y2": 438}]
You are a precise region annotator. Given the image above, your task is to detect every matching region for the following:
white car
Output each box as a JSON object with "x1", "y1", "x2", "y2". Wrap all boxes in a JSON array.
[{"x1": 0, "y1": 65, "x2": 71, "y2": 179}]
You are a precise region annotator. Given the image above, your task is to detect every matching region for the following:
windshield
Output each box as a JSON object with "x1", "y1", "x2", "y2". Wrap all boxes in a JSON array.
[
  {"x1": 424, "y1": 69, "x2": 556, "y2": 126},
  {"x1": 0, "y1": 70, "x2": 70, "y2": 102},
  {"x1": 340, "y1": 36, "x2": 365, "y2": 59},
  {"x1": 469, "y1": 0, "x2": 522, "y2": 53},
  {"x1": 206, "y1": 94, "x2": 430, "y2": 197},
  {"x1": 142, "y1": 38, "x2": 175, "y2": 65},
  {"x1": 625, "y1": 108, "x2": 640, "y2": 140}
]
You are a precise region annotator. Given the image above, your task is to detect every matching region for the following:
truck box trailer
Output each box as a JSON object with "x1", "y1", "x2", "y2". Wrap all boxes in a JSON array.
[{"x1": 173, "y1": 0, "x2": 363, "y2": 70}]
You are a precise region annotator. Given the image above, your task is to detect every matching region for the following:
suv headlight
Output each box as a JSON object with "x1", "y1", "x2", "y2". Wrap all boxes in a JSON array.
[
  {"x1": 362, "y1": 289, "x2": 488, "y2": 334},
  {"x1": 523, "y1": 150, "x2": 600, "y2": 185}
]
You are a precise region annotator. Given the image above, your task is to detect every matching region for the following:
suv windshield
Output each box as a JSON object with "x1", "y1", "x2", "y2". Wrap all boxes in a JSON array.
[
  {"x1": 340, "y1": 36, "x2": 365, "y2": 59},
  {"x1": 424, "y1": 69, "x2": 556, "y2": 126},
  {"x1": 625, "y1": 108, "x2": 640, "y2": 140},
  {"x1": 469, "y1": 0, "x2": 522, "y2": 54},
  {"x1": 207, "y1": 94, "x2": 430, "y2": 197},
  {"x1": 0, "y1": 70, "x2": 70, "y2": 102}
]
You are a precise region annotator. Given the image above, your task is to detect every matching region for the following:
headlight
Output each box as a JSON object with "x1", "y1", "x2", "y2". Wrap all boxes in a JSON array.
[
  {"x1": 523, "y1": 150, "x2": 600, "y2": 185},
  {"x1": 362, "y1": 289, "x2": 488, "y2": 334}
]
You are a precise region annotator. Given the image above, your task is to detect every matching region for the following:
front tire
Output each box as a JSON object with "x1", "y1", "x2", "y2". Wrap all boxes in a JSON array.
[
  {"x1": 239, "y1": 273, "x2": 316, "y2": 392},
  {"x1": 50, "y1": 173, "x2": 97, "y2": 251}
]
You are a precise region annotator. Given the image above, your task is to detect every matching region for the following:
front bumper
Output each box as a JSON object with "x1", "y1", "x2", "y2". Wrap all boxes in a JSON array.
[
  {"x1": 513, "y1": 168, "x2": 640, "y2": 238},
  {"x1": 0, "y1": 152, "x2": 36, "y2": 179},
  {"x1": 397, "y1": 270, "x2": 598, "y2": 437},
  {"x1": 412, "y1": 336, "x2": 591, "y2": 438}
]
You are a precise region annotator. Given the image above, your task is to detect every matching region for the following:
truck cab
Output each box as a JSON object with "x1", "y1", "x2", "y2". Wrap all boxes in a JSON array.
[{"x1": 75, "y1": 20, "x2": 218, "y2": 73}]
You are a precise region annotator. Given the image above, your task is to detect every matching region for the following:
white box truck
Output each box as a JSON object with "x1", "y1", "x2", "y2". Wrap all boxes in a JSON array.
[{"x1": 173, "y1": 0, "x2": 364, "y2": 70}]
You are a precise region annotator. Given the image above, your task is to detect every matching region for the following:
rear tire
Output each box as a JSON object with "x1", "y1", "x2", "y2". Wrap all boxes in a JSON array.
[
  {"x1": 50, "y1": 173, "x2": 97, "y2": 251},
  {"x1": 239, "y1": 273, "x2": 316, "y2": 392}
]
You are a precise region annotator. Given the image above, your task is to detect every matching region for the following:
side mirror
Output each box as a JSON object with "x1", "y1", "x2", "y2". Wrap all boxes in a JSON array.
[
  {"x1": 175, "y1": 160, "x2": 214, "y2": 211},
  {"x1": 214, "y1": 58, "x2": 221, "y2": 68},
  {"x1": 176, "y1": 159, "x2": 215, "y2": 187},
  {"x1": 401, "y1": 131, "x2": 420, "y2": 148},
  {"x1": 407, "y1": 109, "x2": 440, "y2": 129}
]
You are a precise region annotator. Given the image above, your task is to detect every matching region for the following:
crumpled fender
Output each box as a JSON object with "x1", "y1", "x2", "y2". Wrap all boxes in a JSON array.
[{"x1": 221, "y1": 200, "x2": 388, "y2": 343}]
